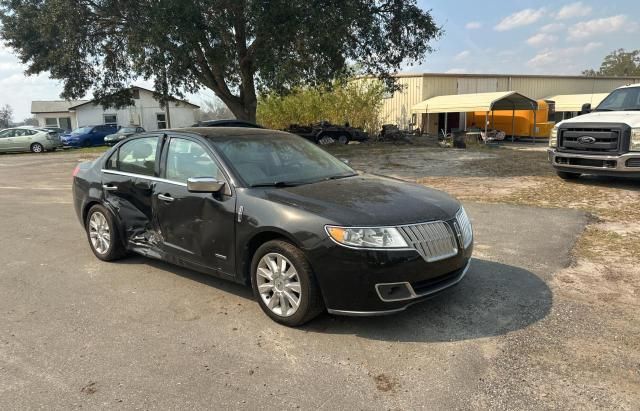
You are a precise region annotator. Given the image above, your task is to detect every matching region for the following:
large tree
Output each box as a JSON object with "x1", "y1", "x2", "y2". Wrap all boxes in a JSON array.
[
  {"x1": 0, "y1": 1, "x2": 441, "y2": 122},
  {"x1": 583, "y1": 49, "x2": 640, "y2": 77}
]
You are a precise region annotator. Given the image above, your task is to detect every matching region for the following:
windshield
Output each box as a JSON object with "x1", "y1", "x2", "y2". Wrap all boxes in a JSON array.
[
  {"x1": 118, "y1": 127, "x2": 137, "y2": 133},
  {"x1": 596, "y1": 87, "x2": 640, "y2": 111},
  {"x1": 211, "y1": 133, "x2": 356, "y2": 187},
  {"x1": 71, "y1": 126, "x2": 93, "y2": 135}
]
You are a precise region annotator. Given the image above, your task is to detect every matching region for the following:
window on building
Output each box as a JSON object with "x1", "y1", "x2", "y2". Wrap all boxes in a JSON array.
[
  {"x1": 45, "y1": 118, "x2": 58, "y2": 126},
  {"x1": 157, "y1": 113, "x2": 167, "y2": 129},
  {"x1": 103, "y1": 114, "x2": 117, "y2": 126},
  {"x1": 132, "y1": 88, "x2": 140, "y2": 99}
]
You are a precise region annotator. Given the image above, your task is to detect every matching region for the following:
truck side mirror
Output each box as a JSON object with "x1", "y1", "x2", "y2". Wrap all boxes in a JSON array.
[{"x1": 580, "y1": 103, "x2": 591, "y2": 115}]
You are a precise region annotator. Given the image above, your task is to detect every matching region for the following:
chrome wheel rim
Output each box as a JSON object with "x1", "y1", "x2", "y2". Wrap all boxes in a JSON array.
[
  {"x1": 88, "y1": 211, "x2": 110, "y2": 255},
  {"x1": 32, "y1": 144, "x2": 42, "y2": 152},
  {"x1": 256, "y1": 253, "x2": 301, "y2": 317}
]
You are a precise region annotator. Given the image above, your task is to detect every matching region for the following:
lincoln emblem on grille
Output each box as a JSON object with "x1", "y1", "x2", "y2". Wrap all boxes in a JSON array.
[{"x1": 577, "y1": 136, "x2": 596, "y2": 144}]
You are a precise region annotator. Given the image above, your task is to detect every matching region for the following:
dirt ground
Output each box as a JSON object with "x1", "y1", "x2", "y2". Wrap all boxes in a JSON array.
[{"x1": 329, "y1": 139, "x2": 640, "y2": 408}]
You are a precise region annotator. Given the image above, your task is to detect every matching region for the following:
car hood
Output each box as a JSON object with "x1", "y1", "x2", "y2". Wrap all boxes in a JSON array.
[
  {"x1": 257, "y1": 174, "x2": 461, "y2": 226},
  {"x1": 558, "y1": 111, "x2": 640, "y2": 128}
]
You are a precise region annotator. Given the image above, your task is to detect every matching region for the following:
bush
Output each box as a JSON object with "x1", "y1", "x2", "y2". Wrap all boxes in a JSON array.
[{"x1": 257, "y1": 80, "x2": 384, "y2": 133}]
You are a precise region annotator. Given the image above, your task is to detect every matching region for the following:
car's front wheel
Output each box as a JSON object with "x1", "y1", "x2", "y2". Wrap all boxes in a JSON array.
[
  {"x1": 85, "y1": 204, "x2": 126, "y2": 261},
  {"x1": 251, "y1": 240, "x2": 324, "y2": 326}
]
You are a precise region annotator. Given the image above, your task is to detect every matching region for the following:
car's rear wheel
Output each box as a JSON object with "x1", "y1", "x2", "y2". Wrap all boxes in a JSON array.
[
  {"x1": 251, "y1": 240, "x2": 324, "y2": 326},
  {"x1": 30, "y1": 143, "x2": 44, "y2": 153},
  {"x1": 338, "y1": 135, "x2": 349, "y2": 145},
  {"x1": 86, "y1": 204, "x2": 126, "y2": 261},
  {"x1": 556, "y1": 171, "x2": 581, "y2": 180}
]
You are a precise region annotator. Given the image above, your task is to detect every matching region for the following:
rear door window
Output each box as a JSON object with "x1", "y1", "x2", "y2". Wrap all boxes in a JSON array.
[{"x1": 116, "y1": 137, "x2": 159, "y2": 176}]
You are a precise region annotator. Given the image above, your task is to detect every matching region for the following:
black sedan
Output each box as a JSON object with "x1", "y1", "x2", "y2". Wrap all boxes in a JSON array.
[{"x1": 72, "y1": 128, "x2": 473, "y2": 326}]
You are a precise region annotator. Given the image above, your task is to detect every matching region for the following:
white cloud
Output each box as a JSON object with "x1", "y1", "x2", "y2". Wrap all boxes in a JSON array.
[
  {"x1": 540, "y1": 23, "x2": 565, "y2": 33},
  {"x1": 528, "y1": 42, "x2": 603, "y2": 67},
  {"x1": 465, "y1": 21, "x2": 482, "y2": 30},
  {"x1": 495, "y1": 8, "x2": 546, "y2": 31},
  {"x1": 526, "y1": 33, "x2": 557, "y2": 47},
  {"x1": 445, "y1": 68, "x2": 468, "y2": 74},
  {"x1": 568, "y1": 15, "x2": 636, "y2": 41},
  {"x1": 454, "y1": 50, "x2": 470, "y2": 61},
  {"x1": 556, "y1": 2, "x2": 592, "y2": 20}
]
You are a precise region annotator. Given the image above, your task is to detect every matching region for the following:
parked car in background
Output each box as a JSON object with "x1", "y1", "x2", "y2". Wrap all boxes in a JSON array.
[
  {"x1": 72, "y1": 127, "x2": 473, "y2": 326},
  {"x1": 193, "y1": 119, "x2": 264, "y2": 128},
  {"x1": 0, "y1": 127, "x2": 63, "y2": 153},
  {"x1": 104, "y1": 126, "x2": 146, "y2": 146},
  {"x1": 286, "y1": 121, "x2": 369, "y2": 144},
  {"x1": 62, "y1": 125, "x2": 118, "y2": 147}
]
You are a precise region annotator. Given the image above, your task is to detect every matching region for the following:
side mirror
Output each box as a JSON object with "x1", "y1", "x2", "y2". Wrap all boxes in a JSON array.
[
  {"x1": 187, "y1": 177, "x2": 225, "y2": 193},
  {"x1": 580, "y1": 103, "x2": 591, "y2": 115}
]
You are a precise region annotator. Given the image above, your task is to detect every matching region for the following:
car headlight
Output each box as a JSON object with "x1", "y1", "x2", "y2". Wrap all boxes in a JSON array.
[
  {"x1": 549, "y1": 126, "x2": 558, "y2": 148},
  {"x1": 325, "y1": 226, "x2": 408, "y2": 249},
  {"x1": 631, "y1": 128, "x2": 640, "y2": 151}
]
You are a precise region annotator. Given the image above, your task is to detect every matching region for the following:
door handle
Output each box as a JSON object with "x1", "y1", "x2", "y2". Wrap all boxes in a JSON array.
[
  {"x1": 158, "y1": 193, "x2": 174, "y2": 202},
  {"x1": 102, "y1": 184, "x2": 118, "y2": 191}
]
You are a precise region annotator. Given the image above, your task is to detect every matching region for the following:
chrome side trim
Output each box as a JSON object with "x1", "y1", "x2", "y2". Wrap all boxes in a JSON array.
[
  {"x1": 101, "y1": 169, "x2": 187, "y2": 187},
  {"x1": 375, "y1": 282, "x2": 414, "y2": 302},
  {"x1": 327, "y1": 307, "x2": 409, "y2": 316}
]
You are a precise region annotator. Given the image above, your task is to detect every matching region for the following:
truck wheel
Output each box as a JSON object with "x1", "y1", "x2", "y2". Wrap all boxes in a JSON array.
[{"x1": 556, "y1": 171, "x2": 581, "y2": 180}]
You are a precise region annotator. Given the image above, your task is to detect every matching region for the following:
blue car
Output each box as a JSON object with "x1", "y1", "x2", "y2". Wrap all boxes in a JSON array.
[{"x1": 62, "y1": 125, "x2": 119, "y2": 147}]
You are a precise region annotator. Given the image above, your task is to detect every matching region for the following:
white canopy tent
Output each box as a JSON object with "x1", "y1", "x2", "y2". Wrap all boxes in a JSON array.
[
  {"x1": 411, "y1": 91, "x2": 539, "y2": 139},
  {"x1": 546, "y1": 93, "x2": 609, "y2": 116}
]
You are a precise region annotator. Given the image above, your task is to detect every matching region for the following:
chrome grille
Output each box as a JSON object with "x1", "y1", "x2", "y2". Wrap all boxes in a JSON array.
[
  {"x1": 399, "y1": 221, "x2": 458, "y2": 262},
  {"x1": 456, "y1": 207, "x2": 473, "y2": 249}
]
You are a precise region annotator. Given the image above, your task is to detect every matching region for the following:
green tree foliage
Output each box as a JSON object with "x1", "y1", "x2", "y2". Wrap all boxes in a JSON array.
[
  {"x1": 583, "y1": 49, "x2": 640, "y2": 77},
  {"x1": 0, "y1": 1, "x2": 441, "y2": 122},
  {"x1": 257, "y1": 80, "x2": 385, "y2": 132}
]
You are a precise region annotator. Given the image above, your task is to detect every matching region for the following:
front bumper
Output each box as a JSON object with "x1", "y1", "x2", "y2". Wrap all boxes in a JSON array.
[
  {"x1": 308, "y1": 237, "x2": 473, "y2": 314},
  {"x1": 548, "y1": 149, "x2": 640, "y2": 177}
]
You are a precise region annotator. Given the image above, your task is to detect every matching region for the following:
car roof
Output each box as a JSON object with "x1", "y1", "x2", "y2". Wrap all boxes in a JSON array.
[{"x1": 169, "y1": 127, "x2": 290, "y2": 141}]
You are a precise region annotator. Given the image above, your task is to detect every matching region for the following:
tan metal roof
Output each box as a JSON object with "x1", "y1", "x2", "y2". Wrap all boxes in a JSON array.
[
  {"x1": 31, "y1": 100, "x2": 89, "y2": 114},
  {"x1": 545, "y1": 93, "x2": 609, "y2": 112},
  {"x1": 411, "y1": 91, "x2": 538, "y2": 114}
]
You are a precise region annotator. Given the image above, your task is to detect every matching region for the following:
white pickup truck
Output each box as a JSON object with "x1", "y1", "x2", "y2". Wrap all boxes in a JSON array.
[{"x1": 548, "y1": 83, "x2": 640, "y2": 179}]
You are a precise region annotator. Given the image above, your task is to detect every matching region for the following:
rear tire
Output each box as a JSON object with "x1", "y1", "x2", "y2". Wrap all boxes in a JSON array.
[
  {"x1": 251, "y1": 240, "x2": 324, "y2": 326},
  {"x1": 556, "y1": 171, "x2": 581, "y2": 180},
  {"x1": 338, "y1": 135, "x2": 349, "y2": 145},
  {"x1": 85, "y1": 204, "x2": 127, "y2": 261},
  {"x1": 30, "y1": 143, "x2": 44, "y2": 153}
]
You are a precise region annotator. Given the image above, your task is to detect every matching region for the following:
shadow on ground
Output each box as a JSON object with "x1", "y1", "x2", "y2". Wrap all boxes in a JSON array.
[
  {"x1": 116, "y1": 256, "x2": 551, "y2": 343},
  {"x1": 303, "y1": 258, "x2": 552, "y2": 343}
]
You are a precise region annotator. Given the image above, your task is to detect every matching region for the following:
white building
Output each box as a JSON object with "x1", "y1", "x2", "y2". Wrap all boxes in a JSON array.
[{"x1": 31, "y1": 87, "x2": 199, "y2": 131}]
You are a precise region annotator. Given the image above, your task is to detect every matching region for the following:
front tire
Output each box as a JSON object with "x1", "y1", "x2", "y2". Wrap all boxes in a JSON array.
[
  {"x1": 85, "y1": 204, "x2": 126, "y2": 261},
  {"x1": 30, "y1": 143, "x2": 44, "y2": 153},
  {"x1": 251, "y1": 240, "x2": 324, "y2": 326},
  {"x1": 556, "y1": 170, "x2": 581, "y2": 180}
]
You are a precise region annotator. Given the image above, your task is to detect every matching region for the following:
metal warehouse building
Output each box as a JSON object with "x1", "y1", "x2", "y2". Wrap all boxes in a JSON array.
[{"x1": 382, "y1": 73, "x2": 640, "y2": 133}]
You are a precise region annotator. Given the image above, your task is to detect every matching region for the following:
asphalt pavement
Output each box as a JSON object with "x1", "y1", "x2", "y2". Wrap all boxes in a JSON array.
[{"x1": 0, "y1": 151, "x2": 587, "y2": 409}]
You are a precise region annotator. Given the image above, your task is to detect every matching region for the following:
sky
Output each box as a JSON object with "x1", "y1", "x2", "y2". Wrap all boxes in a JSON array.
[{"x1": 1, "y1": 0, "x2": 639, "y2": 121}]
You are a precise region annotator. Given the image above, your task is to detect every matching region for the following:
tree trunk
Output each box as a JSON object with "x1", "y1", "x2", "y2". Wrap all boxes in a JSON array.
[{"x1": 215, "y1": 91, "x2": 257, "y2": 122}]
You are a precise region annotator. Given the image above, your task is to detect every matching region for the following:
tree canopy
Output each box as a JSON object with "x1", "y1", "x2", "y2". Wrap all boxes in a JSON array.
[
  {"x1": 0, "y1": 0, "x2": 441, "y2": 121},
  {"x1": 583, "y1": 49, "x2": 640, "y2": 77},
  {"x1": 0, "y1": 104, "x2": 12, "y2": 128}
]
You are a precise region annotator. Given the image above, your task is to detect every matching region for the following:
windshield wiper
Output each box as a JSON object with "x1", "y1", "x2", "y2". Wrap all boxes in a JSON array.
[
  {"x1": 594, "y1": 108, "x2": 614, "y2": 111},
  {"x1": 623, "y1": 108, "x2": 640, "y2": 111},
  {"x1": 250, "y1": 181, "x2": 305, "y2": 188},
  {"x1": 325, "y1": 173, "x2": 358, "y2": 181}
]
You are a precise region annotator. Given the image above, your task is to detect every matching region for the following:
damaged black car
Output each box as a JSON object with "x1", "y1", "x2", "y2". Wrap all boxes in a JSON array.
[{"x1": 72, "y1": 128, "x2": 473, "y2": 326}]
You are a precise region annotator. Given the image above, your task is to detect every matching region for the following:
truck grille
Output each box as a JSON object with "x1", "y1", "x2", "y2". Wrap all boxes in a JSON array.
[
  {"x1": 399, "y1": 222, "x2": 458, "y2": 263},
  {"x1": 560, "y1": 127, "x2": 619, "y2": 153}
]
